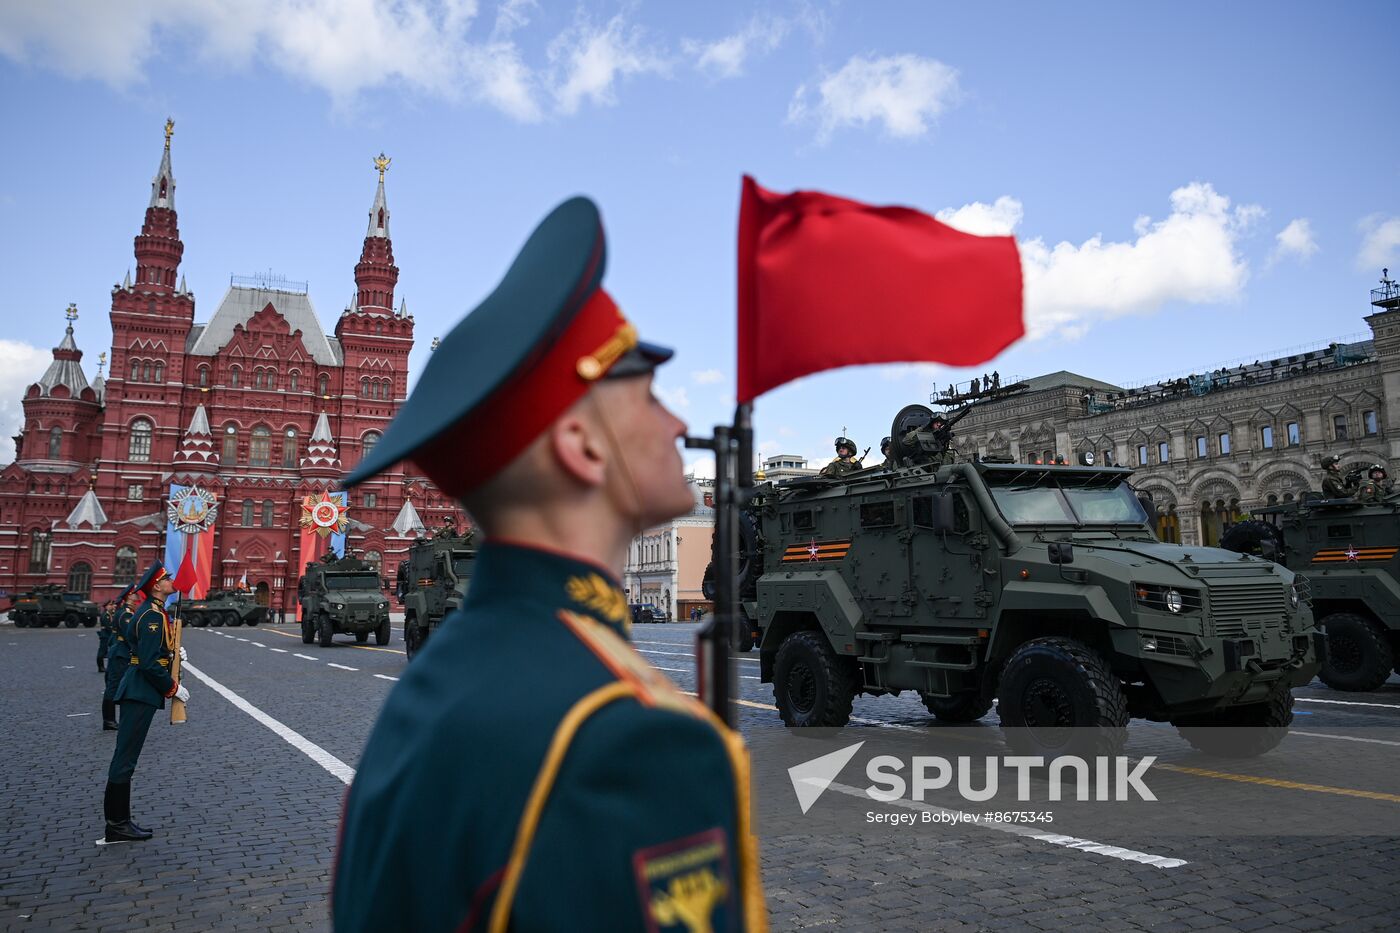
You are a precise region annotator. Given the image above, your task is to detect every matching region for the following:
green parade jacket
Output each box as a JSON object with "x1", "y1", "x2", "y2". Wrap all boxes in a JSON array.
[
  {"x1": 333, "y1": 542, "x2": 766, "y2": 933},
  {"x1": 115, "y1": 598, "x2": 177, "y2": 708}
]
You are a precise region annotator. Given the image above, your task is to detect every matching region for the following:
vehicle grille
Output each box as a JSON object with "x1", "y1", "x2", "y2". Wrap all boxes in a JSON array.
[
  {"x1": 1208, "y1": 581, "x2": 1287, "y2": 638},
  {"x1": 1144, "y1": 633, "x2": 1194, "y2": 658}
]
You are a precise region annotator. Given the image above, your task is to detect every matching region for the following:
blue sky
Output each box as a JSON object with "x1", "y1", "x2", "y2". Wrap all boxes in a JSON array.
[{"x1": 1, "y1": 1, "x2": 1397, "y2": 472}]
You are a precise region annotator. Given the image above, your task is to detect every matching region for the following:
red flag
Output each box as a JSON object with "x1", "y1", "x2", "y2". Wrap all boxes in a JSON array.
[
  {"x1": 737, "y1": 176, "x2": 1024, "y2": 402},
  {"x1": 172, "y1": 538, "x2": 199, "y2": 595}
]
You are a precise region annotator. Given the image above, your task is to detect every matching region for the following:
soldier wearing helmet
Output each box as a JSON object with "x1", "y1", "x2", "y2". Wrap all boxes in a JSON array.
[
  {"x1": 879, "y1": 436, "x2": 893, "y2": 469},
  {"x1": 1320, "y1": 455, "x2": 1353, "y2": 499},
  {"x1": 820, "y1": 436, "x2": 864, "y2": 477},
  {"x1": 1356, "y1": 463, "x2": 1394, "y2": 502}
]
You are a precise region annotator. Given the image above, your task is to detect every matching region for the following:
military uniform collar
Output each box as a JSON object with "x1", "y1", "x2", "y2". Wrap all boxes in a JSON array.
[{"x1": 467, "y1": 540, "x2": 632, "y2": 638}]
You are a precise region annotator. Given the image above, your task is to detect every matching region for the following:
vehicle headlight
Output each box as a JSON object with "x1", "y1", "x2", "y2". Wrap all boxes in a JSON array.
[
  {"x1": 1288, "y1": 585, "x2": 1300, "y2": 609},
  {"x1": 378, "y1": 602, "x2": 387, "y2": 609},
  {"x1": 334, "y1": 602, "x2": 345, "y2": 610},
  {"x1": 1164, "y1": 589, "x2": 1184, "y2": 613}
]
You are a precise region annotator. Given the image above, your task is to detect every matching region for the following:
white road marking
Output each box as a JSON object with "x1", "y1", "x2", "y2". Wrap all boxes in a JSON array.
[
  {"x1": 251, "y1": 642, "x2": 266, "y2": 648},
  {"x1": 67, "y1": 712, "x2": 92, "y2": 717},
  {"x1": 1295, "y1": 697, "x2": 1400, "y2": 710},
  {"x1": 236, "y1": 637, "x2": 249, "y2": 642},
  {"x1": 638, "y1": 648, "x2": 759, "y2": 663},
  {"x1": 269, "y1": 648, "x2": 288, "y2": 653},
  {"x1": 374, "y1": 674, "x2": 400, "y2": 682},
  {"x1": 180, "y1": 661, "x2": 354, "y2": 785},
  {"x1": 653, "y1": 664, "x2": 760, "y2": 682},
  {"x1": 294, "y1": 653, "x2": 319, "y2": 661},
  {"x1": 327, "y1": 663, "x2": 359, "y2": 671},
  {"x1": 1290, "y1": 730, "x2": 1400, "y2": 747},
  {"x1": 820, "y1": 779, "x2": 1188, "y2": 868},
  {"x1": 63, "y1": 665, "x2": 74, "y2": 669}
]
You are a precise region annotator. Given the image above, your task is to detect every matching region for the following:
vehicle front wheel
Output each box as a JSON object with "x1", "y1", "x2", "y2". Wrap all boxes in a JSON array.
[
  {"x1": 1173, "y1": 681, "x2": 1293, "y2": 757},
  {"x1": 1318, "y1": 612, "x2": 1394, "y2": 692},
  {"x1": 773, "y1": 630, "x2": 855, "y2": 727},
  {"x1": 997, "y1": 636, "x2": 1129, "y2": 757},
  {"x1": 375, "y1": 619, "x2": 391, "y2": 646},
  {"x1": 300, "y1": 617, "x2": 315, "y2": 645},
  {"x1": 921, "y1": 688, "x2": 993, "y2": 723},
  {"x1": 318, "y1": 614, "x2": 334, "y2": 648},
  {"x1": 404, "y1": 617, "x2": 426, "y2": 660},
  {"x1": 224, "y1": 612, "x2": 240, "y2": 627},
  {"x1": 64, "y1": 612, "x2": 80, "y2": 628}
]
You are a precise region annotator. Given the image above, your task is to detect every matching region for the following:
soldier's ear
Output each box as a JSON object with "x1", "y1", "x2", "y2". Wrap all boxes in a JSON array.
[{"x1": 549, "y1": 405, "x2": 608, "y2": 490}]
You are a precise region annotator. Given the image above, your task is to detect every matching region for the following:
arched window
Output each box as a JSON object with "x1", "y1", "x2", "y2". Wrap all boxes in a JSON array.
[
  {"x1": 199, "y1": 366, "x2": 209, "y2": 387},
  {"x1": 128, "y1": 418, "x2": 153, "y2": 461},
  {"x1": 115, "y1": 546, "x2": 138, "y2": 585},
  {"x1": 242, "y1": 499, "x2": 254, "y2": 526},
  {"x1": 250, "y1": 425, "x2": 271, "y2": 467},
  {"x1": 28, "y1": 531, "x2": 51, "y2": 573},
  {"x1": 130, "y1": 360, "x2": 140, "y2": 381},
  {"x1": 283, "y1": 428, "x2": 298, "y2": 468},
  {"x1": 153, "y1": 361, "x2": 164, "y2": 383},
  {"x1": 68, "y1": 561, "x2": 93, "y2": 597},
  {"x1": 361, "y1": 377, "x2": 370, "y2": 398},
  {"x1": 267, "y1": 370, "x2": 276, "y2": 390},
  {"x1": 261, "y1": 499, "x2": 275, "y2": 528},
  {"x1": 363, "y1": 550, "x2": 382, "y2": 572},
  {"x1": 289, "y1": 371, "x2": 300, "y2": 392},
  {"x1": 231, "y1": 366, "x2": 241, "y2": 388},
  {"x1": 142, "y1": 362, "x2": 152, "y2": 382},
  {"x1": 362, "y1": 431, "x2": 380, "y2": 462},
  {"x1": 48, "y1": 426, "x2": 62, "y2": 459},
  {"x1": 222, "y1": 425, "x2": 238, "y2": 464},
  {"x1": 319, "y1": 373, "x2": 329, "y2": 396}
]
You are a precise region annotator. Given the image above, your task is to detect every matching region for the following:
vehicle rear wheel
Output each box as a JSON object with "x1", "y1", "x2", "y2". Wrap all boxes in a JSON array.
[
  {"x1": 1173, "y1": 681, "x2": 1293, "y2": 757},
  {"x1": 404, "y1": 616, "x2": 426, "y2": 660},
  {"x1": 1318, "y1": 612, "x2": 1393, "y2": 692},
  {"x1": 64, "y1": 612, "x2": 80, "y2": 628},
  {"x1": 318, "y1": 614, "x2": 334, "y2": 648},
  {"x1": 225, "y1": 612, "x2": 241, "y2": 627},
  {"x1": 83, "y1": 616, "x2": 97, "y2": 628},
  {"x1": 300, "y1": 616, "x2": 315, "y2": 645},
  {"x1": 246, "y1": 612, "x2": 260, "y2": 626},
  {"x1": 194, "y1": 614, "x2": 209, "y2": 627},
  {"x1": 211, "y1": 612, "x2": 224, "y2": 627},
  {"x1": 773, "y1": 630, "x2": 855, "y2": 727},
  {"x1": 921, "y1": 688, "x2": 993, "y2": 723},
  {"x1": 355, "y1": 631, "x2": 369, "y2": 644},
  {"x1": 375, "y1": 619, "x2": 391, "y2": 646},
  {"x1": 997, "y1": 636, "x2": 1129, "y2": 757},
  {"x1": 13, "y1": 614, "x2": 28, "y2": 628}
]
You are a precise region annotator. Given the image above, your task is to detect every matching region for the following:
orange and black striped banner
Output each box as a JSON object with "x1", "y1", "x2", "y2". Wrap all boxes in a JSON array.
[
  {"x1": 1312, "y1": 546, "x2": 1399, "y2": 563},
  {"x1": 782, "y1": 539, "x2": 852, "y2": 563}
]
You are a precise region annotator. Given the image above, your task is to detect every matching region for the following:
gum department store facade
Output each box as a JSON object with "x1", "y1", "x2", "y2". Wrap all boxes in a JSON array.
[
  {"x1": 0, "y1": 128, "x2": 464, "y2": 617},
  {"x1": 950, "y1": 277, "x2": 1400, "y2": 547}
]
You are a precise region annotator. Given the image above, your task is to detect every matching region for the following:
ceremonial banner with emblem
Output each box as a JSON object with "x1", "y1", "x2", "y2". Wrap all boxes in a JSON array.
[
  {"x1": 296, "y1": 491, "x2": 349, "y2": 619},
  {"x1": 164, "y1": 483, "x2": 217, "y2": 599}
]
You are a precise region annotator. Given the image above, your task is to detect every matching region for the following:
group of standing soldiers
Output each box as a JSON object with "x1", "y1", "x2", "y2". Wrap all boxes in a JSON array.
[
  {"x1": 94, "y1": 560, "x2": 189, "y2": 843},
  {"x1": 1321, "y1": 455, "x2": 1394, "y2": 501}
]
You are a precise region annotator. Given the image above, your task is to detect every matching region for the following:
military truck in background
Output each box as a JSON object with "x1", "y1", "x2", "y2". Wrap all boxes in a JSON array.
[
  {"x1": 299, "y1": 554, "x2": 391, "y2": 647},
  {"x1": 8, "y1": 585, "x2": 101, "y2": 628},
  {"x1": 732, "y1": 404, "x2": 1322, "y2": 758},
  {"x1": 1224, "y1": 492, "x2": 1400, "y2": 692},
  {"x1": 182, "y1": 590, "x2": 269, "y2": 628},
  {"x1": 397, "y1": 530, "x2": 477, "y2": 660}
]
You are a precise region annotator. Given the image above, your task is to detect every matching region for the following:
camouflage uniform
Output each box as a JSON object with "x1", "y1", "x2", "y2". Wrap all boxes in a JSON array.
[{"x1": 1320, "y1": 456, "x2": 1353, "y2": 499}]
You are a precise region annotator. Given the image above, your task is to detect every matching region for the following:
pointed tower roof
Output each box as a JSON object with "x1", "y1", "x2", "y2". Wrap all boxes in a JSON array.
[
  {"x1": 149, "y1": 117, "x2": 177, "y2": 210},
  {"x1": 392, "y1": 497, "x2": 426, "y2": 536},
  {"x1": 302, "y1": 412, "x2": 341, "y2": 474},
  {"x1": 66, "y1": 486, "x2": 109, "y2": 529},
  {"x1": 367, "y1": 152, "x2": 391, "y2": 238},
  {"x1": 33, "y1": 305, "x2": 93, "y2": 399},
  {"x1": 173, "y1": 403, "x2": 218, "y2": 472}
]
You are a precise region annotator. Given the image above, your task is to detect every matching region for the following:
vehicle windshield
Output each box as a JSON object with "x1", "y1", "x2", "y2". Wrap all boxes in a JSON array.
[
  {"x1": 988, "y1": 481, "x2": 1147, "y2": 526},
  {"x1": 451, "y1": 555, "x2": 475, "y2": 577},
  {"x1": 325, "y1": 574, "x2": 382, "y2": 591}
]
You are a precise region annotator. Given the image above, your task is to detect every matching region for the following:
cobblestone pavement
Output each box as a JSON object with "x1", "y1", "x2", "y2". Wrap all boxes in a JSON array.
[{"x1": 2, "y1": 620, "x2": 1398, "y2": 931}]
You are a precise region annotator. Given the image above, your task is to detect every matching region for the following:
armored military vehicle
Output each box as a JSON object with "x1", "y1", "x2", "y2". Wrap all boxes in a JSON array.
[
  {"x1": 736, "y1": 404, "x2": 1321, "y2": 758},
  {"x1": 8, "y1": 585, "x2": 101, "y2": 628},
  {"x1": 299, "y1": 554, "x2": 391, "y2": 647},
  {"x1": 397, "y1": 531, "x2": 477, "y2": 659},
  {"x1": 182, "y1": 590, "x2": 269, "y2": 628},
  {"x1": 1224, "y1": 490, "x2": 1400, "y2": 692}
]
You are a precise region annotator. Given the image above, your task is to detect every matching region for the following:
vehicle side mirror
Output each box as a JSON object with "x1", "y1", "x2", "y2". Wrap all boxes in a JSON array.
[
  {"x1": 1048, "y1": 542, "x2": 1074, "y2": 564},
  {"x1": 931, "y1": 493, "x2": 957, "y2": 531}
]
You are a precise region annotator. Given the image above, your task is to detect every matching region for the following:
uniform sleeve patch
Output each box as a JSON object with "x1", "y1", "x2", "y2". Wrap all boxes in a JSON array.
[{"x1": 632, "y1": 828, "x2": 732, "y2": 933}]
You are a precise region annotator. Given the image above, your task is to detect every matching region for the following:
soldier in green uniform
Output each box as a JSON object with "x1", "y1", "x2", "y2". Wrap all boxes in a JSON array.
[
  {"x1": 819, "y1": 436, "x2": 863, "y2": 477},
  {"x1": 1321, "y1": 454, "x2": 1354, "y2": 499},
  {"x1": 101, "y1": 585, "x2": 137, "y2": 731},
  {"x1": 96, "y1": 599, "x2": 113, "y2": 673},
  {"x1": 1355, "y1": 463, "x2": 1394, "y2": 502},
  {"x1": 878, "y1": 436, "x2": 892, "y2": 469},
  {"x1": 334, "y1": 197, "x2": 767, "y2": 932},
  {"x1": 102, "y1": 562, "x2": 189, "y2": 843}
]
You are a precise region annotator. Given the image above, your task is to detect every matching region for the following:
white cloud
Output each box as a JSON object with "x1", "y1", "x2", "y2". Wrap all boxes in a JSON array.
[
  {"x1": 685, "y1": 12, "x2": 790, "y2": 79},
  {"x1": 656, "y1": 384, "x2": 690, "y2": 410},
  {"x1": 684, "y1": 455, "x2": 716, "y2": 480},
  {"x1": 939, "y1": 182, "x2": 1261, "y2": 341},
  {"x1": 691, "y1": 368, "x2": 724, "y2": 385},
  {"x1": 0, "y1": 340, "x2": 56, "y2": 463},
  {"x1": 1270, "y1": 218, "x2": 1318, "y2": 265},
  {"x1": 1358, "y1": 215, "x2": 1400, "y2": 270},
  {"x1": 547, "y1": 12, "x2": 669, "y2": 116},
  {"x1": 788, "y1": 53, "x2": 960, "y2": 142}
]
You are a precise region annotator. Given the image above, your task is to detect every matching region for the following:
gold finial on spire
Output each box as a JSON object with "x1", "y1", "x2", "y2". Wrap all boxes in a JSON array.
[
  {"x1": 430, "y1": 337, "x2": 440, "y2": 351},
  {"x1": 374, "y1": 152, "x2": 392, "y2": 180},
  {"x1": 65, "y1": 303, "x2": 79, "y2": 324},
  {"x1": 164, "y1": 117, "x2": 175, "y2": 150},
  {"x1": 97, "y1": 352, "x2": 107, "y2": 376}
]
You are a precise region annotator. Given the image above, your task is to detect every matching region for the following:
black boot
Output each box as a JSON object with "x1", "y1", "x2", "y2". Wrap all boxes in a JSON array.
[
  {"x1": 97, "y1": 657, "x2": 106, "y2": 673},
  {"x1": 101, "y1": 700, "x2": 118, "y2": 731},
  {"x1": 103, "y1": 782, "x2": 152, "y2": 843}
]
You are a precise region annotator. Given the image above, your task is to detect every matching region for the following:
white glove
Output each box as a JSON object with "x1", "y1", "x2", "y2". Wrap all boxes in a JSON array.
[
  {"x1": 175, "y1": 684, "x2": 190, "y2": 704},
  {"x1": 179, "y1": 646, "x2": 188, "y2": 662}
]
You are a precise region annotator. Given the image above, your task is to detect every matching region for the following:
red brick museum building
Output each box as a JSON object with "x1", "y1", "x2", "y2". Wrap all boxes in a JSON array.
[{"x1": 0, "y1": 128, "x2": 464, "y2": 616}]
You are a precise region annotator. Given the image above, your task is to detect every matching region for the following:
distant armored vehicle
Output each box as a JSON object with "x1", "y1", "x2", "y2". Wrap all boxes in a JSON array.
[
  {"x1": 397, "y1": 531, "x2": 477, "y2": 659},
  {"x1": 735, "y1": 404, "x2": 1322, "y2": 758},
  {"x1": 9, "y1": 585, "x2": 101, "y2": 628},
  {"x1": 182, "y1": 590, "x2": 269, "y2": 628},
  {"x1": 299, "y1": 554, "x2": 391, "y2": 647},
  {"x1": 1225, "y1": 490, "x2": 1400, "y2": 691}
]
